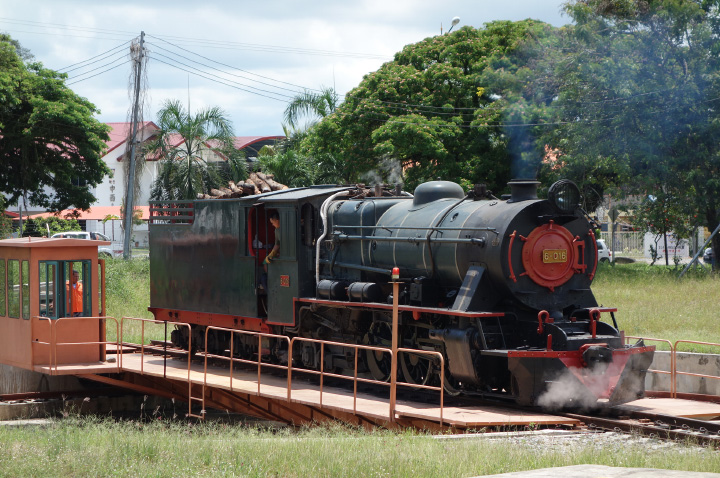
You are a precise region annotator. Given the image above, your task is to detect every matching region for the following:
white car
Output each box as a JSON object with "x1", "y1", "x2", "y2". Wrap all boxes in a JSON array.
[
  {"x1": 597, "y1": 239, "x2": 612, "y2": 262},
  {"x1": 51, "y1": 231, "x2": 123, "y2": 258}
]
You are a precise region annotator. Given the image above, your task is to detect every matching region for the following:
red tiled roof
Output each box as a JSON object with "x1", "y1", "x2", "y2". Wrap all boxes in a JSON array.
[
  {"x1": 28, "y1": 206, "x2": 150, "y2": 221},
  {"x1": 105, "y1": 123, "x2": 283, "y2": 162},
  {"x1": 233, "y1": 136, "x2": 284, "y2": 149},
  {"x1": 105, "y1": 122, "x2": 158, "y2": 156}
]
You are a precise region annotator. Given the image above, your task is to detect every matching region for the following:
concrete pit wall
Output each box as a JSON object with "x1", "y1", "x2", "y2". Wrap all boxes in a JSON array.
[
  {"x1": 646, "y1": 351, "x2": 720, "y2": 395},
  {"x1": 0, "y1": 364, "x2": 84, "y2": 395}
]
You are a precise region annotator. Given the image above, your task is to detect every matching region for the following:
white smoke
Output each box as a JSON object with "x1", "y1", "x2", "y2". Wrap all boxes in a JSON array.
[
  {"x1": 537, "y1": 367, "x2": 609, "y2": 412},
  {"x1": 361, "y1": 155, "x2": 404, "y2": 187}
]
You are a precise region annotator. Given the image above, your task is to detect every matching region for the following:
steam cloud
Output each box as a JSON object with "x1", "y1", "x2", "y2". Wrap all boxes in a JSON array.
[{"x1": 361, "y1": 155, "x2": 404, "y2": 187}]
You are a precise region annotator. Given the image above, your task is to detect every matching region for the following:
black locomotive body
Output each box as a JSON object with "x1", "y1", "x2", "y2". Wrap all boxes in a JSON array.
[{"x1": 149, "y1": 179, "x2": 654, "y2": 409}]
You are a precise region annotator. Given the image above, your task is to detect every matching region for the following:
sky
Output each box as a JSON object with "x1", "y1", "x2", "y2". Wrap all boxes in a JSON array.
[{"x1": 0, "y1": 1, "x2": 572, "y2": 137}]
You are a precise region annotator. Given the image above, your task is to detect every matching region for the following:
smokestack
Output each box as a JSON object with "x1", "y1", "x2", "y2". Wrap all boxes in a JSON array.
[{"x1": 508, "y1": 179, "x2": 540, "y2": 202}]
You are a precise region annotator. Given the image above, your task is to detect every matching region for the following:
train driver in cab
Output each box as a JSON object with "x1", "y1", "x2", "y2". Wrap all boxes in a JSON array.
[
  {"x1": 264, "y1": 210, "x2": 280, "y2": 265},
  {"x1": 66, "y1": 269, "x2": 83, "y2": 317},
  {"x1": 260, "y1": 210, "x2": 280, "y2": 292}
]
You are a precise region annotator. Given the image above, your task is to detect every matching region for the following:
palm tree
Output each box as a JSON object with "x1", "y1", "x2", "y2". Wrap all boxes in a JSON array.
[
  {"x1": 283, "y1": 86, "x2": 339, "y2": 130},
  {"x1": 148, "y1": 99, "x2": 234, "y2": 201}
]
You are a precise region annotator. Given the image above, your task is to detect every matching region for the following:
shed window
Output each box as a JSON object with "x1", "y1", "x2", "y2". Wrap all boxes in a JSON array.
[
  {"x1": 39, "y1": 262, "x2": 58, "y2": 319},
  {"x1": 21, "y1": 260, "x2": 29, "y2": 319},
  {"x1": 7, "y1": 260, "x2": 19, "y2": 318},
  {"x1": 0, "y1": 260, "x2": 5, "y2": 317}
]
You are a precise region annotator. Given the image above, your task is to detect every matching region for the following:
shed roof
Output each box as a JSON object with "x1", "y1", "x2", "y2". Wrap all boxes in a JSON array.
[{"x1": 0, "y1": 237, "x2": 110, "y2": 248}]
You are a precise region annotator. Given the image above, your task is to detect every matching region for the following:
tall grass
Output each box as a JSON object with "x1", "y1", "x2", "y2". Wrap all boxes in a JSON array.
[
  {"x1": 592, "y1": 263, "x2": 720, "y2": 350},
  {"x1": 104, "y1": 258, "x2": 155, "y2": 344},
  {"x1": 0, "y1": 418, "x2": 718, "y2": 477}
]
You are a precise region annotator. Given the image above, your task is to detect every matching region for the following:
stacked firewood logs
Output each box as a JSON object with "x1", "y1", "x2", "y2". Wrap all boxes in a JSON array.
[{"x1": 197, "y1": 172, "x2": 289, "y2": 199}]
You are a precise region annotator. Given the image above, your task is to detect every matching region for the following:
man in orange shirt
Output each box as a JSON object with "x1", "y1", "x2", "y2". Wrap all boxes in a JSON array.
[{"x1": 66, "y1": 270, "x2": 83, "y2": 317}]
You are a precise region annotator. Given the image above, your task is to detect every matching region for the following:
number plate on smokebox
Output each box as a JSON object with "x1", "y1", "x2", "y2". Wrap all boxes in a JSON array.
[{"x1": 543, "y1": 249, "x2": 567, "y2": 263}]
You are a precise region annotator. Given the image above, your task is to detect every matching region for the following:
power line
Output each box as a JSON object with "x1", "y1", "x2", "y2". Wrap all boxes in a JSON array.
[
  {"x1": 66, "y1": 59, "x2": 133, "y2": 86},
  {"x1": 58, "y1": 40, "x2": 131, "y2": 72},
  {"x1": 148, "y1": 51, "x2": 296, "y2": 100},
  {"x1": 0, "y1": 16, "x2": 389, "y2": 60},
  {"x1": 146, "y1": 42, "x2": 305, "y2": 96},
  {"x1": 0, "y1": 17, "x2": 138, "y2": 36},
  {"x1": 146, "y1": 36, "x2": 318, "y2": 93},
  {"x1": 63, "y1": 49, "x2": 129, "y2": 78},
  {"x1": 148, "y1": 55, "x2": 288, "y2": 103},
  {"x1": 147, "y1": 32, "x2": 388, "y2": 60}
]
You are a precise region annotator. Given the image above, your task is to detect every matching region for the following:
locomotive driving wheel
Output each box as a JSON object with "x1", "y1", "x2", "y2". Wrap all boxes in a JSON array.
[
  {"x1": 400, "y1": 326, "x2": 432, "y2": 386},
  {"x1": 364, "y1": 318, "x2": 392, "y2": 382}
]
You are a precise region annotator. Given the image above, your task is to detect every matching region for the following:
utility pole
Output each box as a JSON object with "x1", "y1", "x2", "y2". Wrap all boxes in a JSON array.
[{"x1": 123, "y1": 31, "x2": 145, "y2": 260}]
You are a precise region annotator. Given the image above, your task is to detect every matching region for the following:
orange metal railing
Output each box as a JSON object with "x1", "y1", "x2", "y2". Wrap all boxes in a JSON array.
[
  {"x1": 624, "y1": 335, "x2": 675, "y2": 397},
  {"x1": 201, "y1": 326, "x2": 291, "y2": 414},
  {"x1": 674, "y1": 340, "x2": 720, "y2": 399},
  {"x1": 197, "y1": 327, "x2": 446, "y2": 424},
  {"x1": 119, "y1": 317, "x2": 199, "y2": 418},
  {"x1": 34, "y1": 316, "x2": 120, "y2": 375}
]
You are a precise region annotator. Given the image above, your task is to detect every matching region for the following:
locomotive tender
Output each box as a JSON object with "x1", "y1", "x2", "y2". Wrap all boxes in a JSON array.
[{"x1": 149, "y1": 178, "x2": 654, "y2": 408}]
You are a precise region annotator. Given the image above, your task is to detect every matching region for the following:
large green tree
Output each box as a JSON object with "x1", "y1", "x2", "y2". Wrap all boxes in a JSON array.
[
  {"x1": 547, "y1": 0, "x2": 720, "y2": 264},
  {"x1": 149, "y1": 99, "x2": 235, "y2": 201},
  {"x1": 0, "y1": 34, "x2": 110, "y2": 211},
  {"x1": 305, "y1": 21, "x2": 561, "y2": 192}
]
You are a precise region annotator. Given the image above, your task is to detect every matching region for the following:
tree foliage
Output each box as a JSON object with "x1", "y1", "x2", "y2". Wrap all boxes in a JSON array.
[
  {"x1": 305, "y1": 22, "x2": 560, "y2": 192},
  {"x1": 283, "y1": 86, "x2": 339, "y2": 130},
  {"x1": 0, "y1": 34, "x2": 110, "y2": 211},
  {"x1": 29, "y1": 216, "x2": 81, "y2": 237},
  {"x1": 148, "y1": 99, "x2": 235, "y2": 201},
  {"x1": 548, "y1": 0, "x2": 720, "y2": 263}
]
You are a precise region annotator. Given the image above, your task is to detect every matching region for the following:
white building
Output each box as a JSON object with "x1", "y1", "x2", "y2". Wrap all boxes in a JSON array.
[{"x1": 15, "y1": 121, "x2": 282, "y2": 243}]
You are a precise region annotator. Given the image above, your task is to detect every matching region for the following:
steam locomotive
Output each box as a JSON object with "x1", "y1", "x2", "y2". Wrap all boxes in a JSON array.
[{"x1": 149, "y1": 178, "x2": 654, "y2": 408}]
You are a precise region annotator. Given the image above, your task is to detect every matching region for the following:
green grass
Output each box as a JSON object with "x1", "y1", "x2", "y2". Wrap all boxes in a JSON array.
[
  {"x1": 592, "y1": 262, "x2": 720, "y2": 351},
  {"x1": 0, "y1": 418, "x2": 718, "y2": 477},
  {"x1": 103, "y1": 258, "x2": 155, "y2": 345}
]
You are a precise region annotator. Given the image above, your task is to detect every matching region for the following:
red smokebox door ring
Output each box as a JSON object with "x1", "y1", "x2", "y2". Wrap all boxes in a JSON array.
[{"x1": 508, "y1": 221, "x2": 582, "y2": 291}]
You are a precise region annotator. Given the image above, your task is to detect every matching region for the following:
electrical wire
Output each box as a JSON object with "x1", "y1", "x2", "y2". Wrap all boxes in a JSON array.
[
  {"x1": 148, "y1": 52, "x2": 295, "y2": 100},
  {"x1": 146, "y1": 35, "x2": 323, "y2": 93},
  {"x1": 147, "y1": 32, "x2": 388, "y2": 60},
  {"x1": 63, "y1": 50, "x2": 129, "y2": 78},
  {"x1": 58, "y1": 40, "x2": 131, "y2": 72},
  {"x1": 0, "y1": 17, "x2": 138, "y2": 37},
  {"x1": 66, "y1": 58, "x2": 133, "y2": 85},
  {"x1": 148, "y1": 55, "x2": 288, "y2": 102},
  {"x1": 146, "y1": 43, "x2": 304, "y2": 97}
]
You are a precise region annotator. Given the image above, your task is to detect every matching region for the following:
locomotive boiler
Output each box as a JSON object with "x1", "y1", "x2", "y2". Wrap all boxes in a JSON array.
[{"x1": 149, "y1": 178, "x2": 654, "y2": 409}]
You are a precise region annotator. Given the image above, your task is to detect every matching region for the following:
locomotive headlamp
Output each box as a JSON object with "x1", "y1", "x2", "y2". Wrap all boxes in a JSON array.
[{"x1": 548, "y1": 179, "x2": 581, "y2": 213}]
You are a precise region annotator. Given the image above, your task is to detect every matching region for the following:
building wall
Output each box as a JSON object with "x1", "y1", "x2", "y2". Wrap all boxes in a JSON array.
[{"x1": 92, "y1": 125, "x2": 160, "y2": 208}]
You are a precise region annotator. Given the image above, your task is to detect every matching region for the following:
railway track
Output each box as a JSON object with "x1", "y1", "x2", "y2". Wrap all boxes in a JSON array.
[{"x1": 563, "y1": 411, "x2": 720, "y2": 447}]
